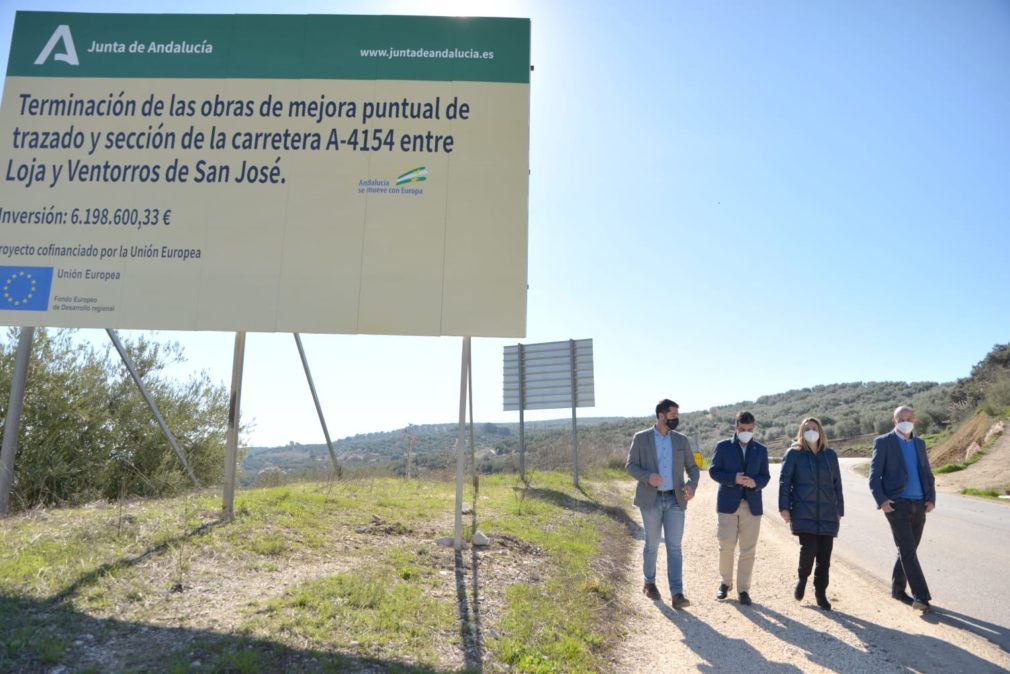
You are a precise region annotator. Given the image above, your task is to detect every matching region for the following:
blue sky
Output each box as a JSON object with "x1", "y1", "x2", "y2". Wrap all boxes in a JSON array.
[{"x1": 2, "y1": 1, "x2": 1008, "y2": 446}]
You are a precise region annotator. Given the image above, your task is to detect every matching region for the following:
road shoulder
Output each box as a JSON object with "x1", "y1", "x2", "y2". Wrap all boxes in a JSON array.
[{"x1": 611, "y1": 477, "x2": 1010, "y2": 673}]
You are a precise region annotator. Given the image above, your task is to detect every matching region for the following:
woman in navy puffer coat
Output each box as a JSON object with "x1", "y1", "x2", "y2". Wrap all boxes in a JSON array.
[{"x1": 778, "y1": 417, "x2": 844, "y2": 610}]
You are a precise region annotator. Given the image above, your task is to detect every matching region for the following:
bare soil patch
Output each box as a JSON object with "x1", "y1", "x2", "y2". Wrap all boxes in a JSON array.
[{"x1": 935, "y1": 430, "x2": 1010, "y2": 494}]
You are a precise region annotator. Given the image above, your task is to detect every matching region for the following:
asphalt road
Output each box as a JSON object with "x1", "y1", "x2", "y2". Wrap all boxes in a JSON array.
[{"x1": 769, "y1": 457, "x2": 1010, "y2": 651}]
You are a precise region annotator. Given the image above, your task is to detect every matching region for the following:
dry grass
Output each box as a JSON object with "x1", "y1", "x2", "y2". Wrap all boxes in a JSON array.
[{"x1": 1, "y1": 473, "x2": 635, "y2": 673}]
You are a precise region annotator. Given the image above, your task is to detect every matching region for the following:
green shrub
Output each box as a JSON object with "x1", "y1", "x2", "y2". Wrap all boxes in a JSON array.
[
  {"x1": 982, "y1": 374, "x2": 1010, "y2": 416},
  {"x1": 961, "y1": 488, "x2": 1001, "y2": 498},
  {"x1": 0, "y1": 328, "x2": 229, "y2": 512}
]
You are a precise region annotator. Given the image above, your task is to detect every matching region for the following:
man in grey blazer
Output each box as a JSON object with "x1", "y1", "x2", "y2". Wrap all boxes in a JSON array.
[{"x1": 627, "y1": 398, "x2": 701, "y2": 608}]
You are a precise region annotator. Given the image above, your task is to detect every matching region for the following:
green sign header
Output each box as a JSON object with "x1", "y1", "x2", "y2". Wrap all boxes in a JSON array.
[{"x1": 7, "y1": 12, "x2": 531, "y2": 83}]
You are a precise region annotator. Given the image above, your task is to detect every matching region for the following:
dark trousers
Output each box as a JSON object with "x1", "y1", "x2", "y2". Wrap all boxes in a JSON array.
[
  {"x1": 884, "y1": 498, "x2": 931, "y2": 601},
  {"x1": 797, "y1": 534, "x2": 834, "y2": 592}
]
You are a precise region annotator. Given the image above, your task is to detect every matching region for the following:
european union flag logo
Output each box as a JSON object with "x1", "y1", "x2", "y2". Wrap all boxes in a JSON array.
[{"x1": 1, "y1": 265, "x2": 53, "y2": 311}]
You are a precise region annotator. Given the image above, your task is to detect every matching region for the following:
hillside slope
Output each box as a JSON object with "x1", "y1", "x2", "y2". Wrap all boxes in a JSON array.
[
  {"x1": 927, "y1": 412, "x2": 998, "y2": 466},
  {"x1": 935, "y1": 426, "x2": 1010, "y2": 493}
]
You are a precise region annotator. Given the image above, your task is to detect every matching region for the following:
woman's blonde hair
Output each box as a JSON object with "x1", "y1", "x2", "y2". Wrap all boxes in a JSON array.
[{"x1": 795, "y1": 417, "x2": 827, "y2": 451}]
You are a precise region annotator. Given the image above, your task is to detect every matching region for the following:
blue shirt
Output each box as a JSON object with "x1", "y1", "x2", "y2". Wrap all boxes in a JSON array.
[
  {"x1": 654, "y1": 427, "x2": 674, "y2": 492},
  {"x1": 898, "y1": 434, "x2": 924, "y2": 500}
]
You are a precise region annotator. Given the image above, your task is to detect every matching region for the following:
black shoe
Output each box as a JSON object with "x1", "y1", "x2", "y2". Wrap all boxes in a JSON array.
[
  {"x1": 912, "y1": 598, "x2": 932, "y2": 613},
  {"x1": 716, "y1": 584, "x2": 729, "y2": 600},
  {"x1": 643, "y1": 583, "x2": 661, "y2": 600},
  {"x1": 891, "y1": 591, "x2": 914, "y2": 605},
  {"x1": 738, "y1": 591, "x2": 752, "y2": 606},
  {"x1": 795, "y1": 579, "x2": 807, "y2": 601},
  {"x1": 815, "y1": 591, "x2": 831, "y2": 611},
  {"x1": 671, "y1": 593, "x2": 691, "y2": 609}
]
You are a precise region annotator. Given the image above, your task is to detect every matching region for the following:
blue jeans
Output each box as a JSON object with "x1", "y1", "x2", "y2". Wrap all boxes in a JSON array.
[{"x1": 640, "y1": 493, "x2": 685, "y2": 595}]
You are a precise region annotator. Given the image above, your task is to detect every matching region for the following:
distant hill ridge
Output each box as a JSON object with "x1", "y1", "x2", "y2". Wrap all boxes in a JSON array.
[{"x1": 243, "y1": 380, "x2": 954, "y2": 479}]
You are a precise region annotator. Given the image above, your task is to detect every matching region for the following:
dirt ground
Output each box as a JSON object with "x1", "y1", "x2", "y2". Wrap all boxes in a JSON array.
[
  {"x1": 609, "y1": 477, "x2": 1010, "y2": 673},
  {"x1": 15, "y1": 468, "x2": 1010, "y2": 672},
  {"x1": 935, "y1": 431, "x2": 1010, "y2": 494}
]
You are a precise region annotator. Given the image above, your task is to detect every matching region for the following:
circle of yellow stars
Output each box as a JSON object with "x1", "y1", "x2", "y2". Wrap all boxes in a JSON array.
[{"x1": 3, "y1": 271, "x2": 37, "y2": 307}]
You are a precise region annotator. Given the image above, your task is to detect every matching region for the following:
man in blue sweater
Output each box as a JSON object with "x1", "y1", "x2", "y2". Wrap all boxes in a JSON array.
[{"x1": 869, "y1": 405, "x2": 937, "y2": 612}]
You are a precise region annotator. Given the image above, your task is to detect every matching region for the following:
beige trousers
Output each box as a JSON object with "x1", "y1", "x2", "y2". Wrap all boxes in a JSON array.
[{"x1": 717, "y1": 502, "x2": 762, "y2": 592}]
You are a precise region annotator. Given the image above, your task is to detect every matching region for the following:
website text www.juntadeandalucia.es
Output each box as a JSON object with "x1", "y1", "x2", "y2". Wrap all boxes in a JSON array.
[{"x1": 359, "y1": 46, "x2": 495, "y2": 61}]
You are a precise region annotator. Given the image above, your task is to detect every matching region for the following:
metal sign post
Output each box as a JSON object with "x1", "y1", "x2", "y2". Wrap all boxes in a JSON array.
[
  {"x1": 293, "y1": 333, "x2": 341, "y2": 477},
  {"x1": 454, "y1": 337, "x2": 472, "y2": 550},
  {"x1": 222, "y1": 331, "x2": 246, "y2": 520},
  {"x1": 404, "y1": 425, "x2": 415, "y2": 480},
  {"x1": 570, "y1": 339, "x2": 579, "y2": 488},
  {"x1": 468, "y1": 346, "x2": 477, "y2": 509},
  {"x1": 106, "y1": 329, "x2": 199, "y2": 487},
  {"x1": 0, "y1": 327, "x2": 35, "y2": 516},
  {"x1": 518, "y1": 343, "x2": 526, "y2": 482}
]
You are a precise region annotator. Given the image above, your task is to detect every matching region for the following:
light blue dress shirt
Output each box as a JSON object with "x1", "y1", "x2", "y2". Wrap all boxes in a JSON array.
[{"x1": 653, "y1": 427, "x2": 674, "y2": 492}]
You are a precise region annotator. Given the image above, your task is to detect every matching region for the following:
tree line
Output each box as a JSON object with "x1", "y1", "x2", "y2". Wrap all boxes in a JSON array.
[
  {"x1": 4, "y1": 327, "x2": 1007, "y2": 507},
  {"x1": 0, "y1": 328, "x2": 229, "y2": 513},
  {"x1": 265, "y1": 345, "x2": 1010, "y2": 476}
]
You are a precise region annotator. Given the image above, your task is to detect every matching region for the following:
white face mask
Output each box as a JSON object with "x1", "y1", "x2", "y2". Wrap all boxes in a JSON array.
[
  {"x1": 737, "y1": 431, "x2": 754, "y2": 444},
  {"x1": 895, "y1": 421, "x2": 914, "y2": 435},
  {"x1": 803, "y1": 429, "x2": 820, "y2": 445}
]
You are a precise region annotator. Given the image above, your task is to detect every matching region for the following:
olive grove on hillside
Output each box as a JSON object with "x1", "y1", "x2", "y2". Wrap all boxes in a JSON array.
[{"x1": 0, "y1": 328, "x2": 229, "y2": 512}]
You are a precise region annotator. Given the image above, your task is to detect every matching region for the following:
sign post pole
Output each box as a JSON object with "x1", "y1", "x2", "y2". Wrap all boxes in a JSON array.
[
  {"x1": 570, "y1": 339, "x2": 579, "y2": 488},
  {"x1": 454, "y1": 336, "x2": 471, "y2": 551},
  {"x1": 293, "y1": 333, "x2": 341, "y2": 477},
  {"x1": 222, "y1": 331, "x2": 246, "y2": 520},
  {"x1": 0, "y1": 327, "x2": 35, "y2": 516},
  {"x1": 518, "y1": 342, "x2": 526, "y2": 483},
  {"x1": 107, "y1": 329, "x2": 199, "y2": 487}
]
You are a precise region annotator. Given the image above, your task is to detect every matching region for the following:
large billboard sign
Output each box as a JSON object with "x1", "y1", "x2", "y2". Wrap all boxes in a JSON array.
[{"x1": 0, "y1": 13, "x2": 530, "y2": 336}]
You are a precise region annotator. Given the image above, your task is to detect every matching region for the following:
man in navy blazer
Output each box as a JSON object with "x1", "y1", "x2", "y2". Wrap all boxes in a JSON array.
[
  {"x1": 869, "y1": 405, "x2": 936, "y2": 612},
  {"x1": 709, "y1": 410, "x2": 770, "y2": 605}
]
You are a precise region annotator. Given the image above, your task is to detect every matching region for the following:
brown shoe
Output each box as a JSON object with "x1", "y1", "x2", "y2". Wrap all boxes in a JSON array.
[
  {"x1": 643, "y1": 583, "x2": 661, "y2": 600},
  {"x1": 671, "y1": 593, "x2": 691, "y2": 609}
]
